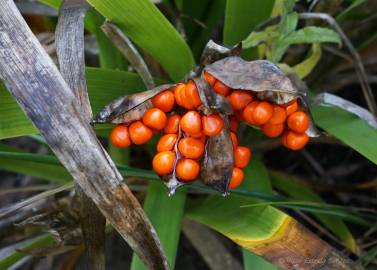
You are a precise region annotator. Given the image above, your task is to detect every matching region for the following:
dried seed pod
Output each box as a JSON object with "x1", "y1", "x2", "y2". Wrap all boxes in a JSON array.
[
  {"x1": 200, "y1": 114, "x2": 233, "y2": 194},
  {"x1": 92, "y1": 84, "x2": 176, "y2": 124},
  {"x1": 204, "y1": 56, "x2": 298, "y2": 104}
]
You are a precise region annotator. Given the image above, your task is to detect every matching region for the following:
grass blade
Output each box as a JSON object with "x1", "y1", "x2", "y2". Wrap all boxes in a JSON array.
[{"x1": 86, "y1": 0, "x2": 195, "y2": 81}]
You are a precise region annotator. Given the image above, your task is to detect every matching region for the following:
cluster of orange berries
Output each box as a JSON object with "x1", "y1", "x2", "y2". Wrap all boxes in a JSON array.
[
  {"x1": 110, "y1": 72, "x2": 310, "y2": 190},
  {"x1": 203, "y1": 72, "x2": 310, "y2": 151}
]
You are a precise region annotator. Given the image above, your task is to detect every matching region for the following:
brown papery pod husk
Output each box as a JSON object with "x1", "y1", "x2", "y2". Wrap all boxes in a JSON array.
[
  {"x1": 203, "y1": 56, "x2": 299, "y2": 105},
  {"x1": 200, "y1": 115, "x2": 234, "y2": 194},
  {"x1": 193, "y1": 77, "x2": 233, "y2": 116},
  {"x1": 92, "y1": 83, "x2": 176, "y2": 124},
  {"x1": 162, "y1": 128, "x2": 185, "y2": 195}
]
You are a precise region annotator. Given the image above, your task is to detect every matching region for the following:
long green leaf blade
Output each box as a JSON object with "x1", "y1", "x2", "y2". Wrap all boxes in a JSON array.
[
  {"x1": 312, "y1": 105, "x2": 377, "y2": 165},
  {"x1": 86, "y1": 0, "x2": 195, "y2": 81},
  {"x1": 130, "y1": 183, "x2": 185, "y2": 270}
]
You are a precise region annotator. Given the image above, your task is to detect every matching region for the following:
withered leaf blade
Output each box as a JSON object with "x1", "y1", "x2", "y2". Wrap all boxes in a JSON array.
[
  {"x1": 93, "y1": 84, "x2": 175, "y2": 124},
  {"x1": 200, "y1": 115, "x2": 233, "y2": 194},
  {"x1": 193, "y1": 77, "x2": 233, "y2": 116},
  {"x1": 199, "y1": 40, "x2": 242, "y2": 68},
  {"x1": 204, "y1": 57, "x2": 298, "y2": 104}
]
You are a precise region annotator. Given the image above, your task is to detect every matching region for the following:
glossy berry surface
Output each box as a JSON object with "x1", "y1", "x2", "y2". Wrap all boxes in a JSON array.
[
  {"x1": 176, "y1": 158, "x2": 200, "y2": 182},
  {"x1": 152, "y1": 91, "x2": 175, "y2": 112},
  {"x1": 228, "y1": 90, "x2": 253, "y2": 111},
  {"x1": 213, "y1": 80, "x2": 230, "y2": 96},
  {"x1": 284, "y1": 99, "x2": 298, "y2": 116},
  {"x1": 157, "y1": 134, "x2": 177, "y2": 152},
  {"x1": 229, "y1": 116, "x2": 239, "y2": 132},
  {"x1": 229, "y1": 167, "x2": 244, "y2": 189},
  {"x1": 129, "y1": 121, "x2": 153, "y2": 145},
  {"x1": 181, "y1": 111, "x2": 202, "y2": 136},
  {"x1": 203, "y1": 71, "x2": 216, "y2": 86},
  {"x1": 185, "y1": 80, "x2": 202, "y2": 109},
  {"x1": 202, "y1": 114, "x2": 224, "y2": 137},
  {"x1": 164, "y1": 114, "x2": 181, "y2": 134},
  {"x1": 282, "y1": 131, "x2": 309, "y2": 150},
  {"x1": 174, "y1": 84, "x2": 186, "y2": 108},
  {"x1": 142, "y1": 108, "x2": 167, "y2": 130},
  {"x1": 178, "y1": 137, "x2": 205, "y2": 159},
  {"x1": 252, "y1": 101, "x2": 273, "y2": 125},
  {"x1": 287, "y1": 111, "x2": 309, "y2": 133},
  {"x1": 243, "y1": 101, "x2": 259, "y2": 125},
  {"x1": 262, "y1": 123, "x2": 284, "y2": 138},
  {"x1": 230, "y1": 132, "x2": 238, "y2": 150},
  {"x1": 152, "y1": 151, "x2": 176, "y2": 175},
  {"x1": 267, "y1": 105, "x2": 286, "y2": 125},
  {"x1": 234, "y1": 146, "x2": 251, "y2": 169},
  {"x1": 110, "y1": 125, "x2": 131, "y2": 148}
]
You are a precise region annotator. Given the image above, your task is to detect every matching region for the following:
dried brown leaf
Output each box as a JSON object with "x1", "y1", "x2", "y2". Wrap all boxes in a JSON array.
[{"x1": 92, "y1": 84, "x2": 175, "y2": 124}]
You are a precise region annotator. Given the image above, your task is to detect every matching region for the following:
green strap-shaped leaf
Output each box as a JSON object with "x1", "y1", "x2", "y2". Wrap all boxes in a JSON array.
[
  {"x1": 270, "y1": 171, "x2": 356, "y2": 252},
  {"x1": 312, "y1": 105, "x2": 377, "y2": 165},
  {"x1": 0, "y1": 68, "x2": 146, "y2": 139},
  {"x1": 223, "y1": 0, "x2": 275, "y2": 46},
  {"x1": 131, "y1": 183, "x2": 186, "y2": 270},
  {"x1": 86, "y1": 0, "x2": 195, "y2": 81},
  {"x1": 293, "y1": 43, "x2": 322, "y2": 79}
]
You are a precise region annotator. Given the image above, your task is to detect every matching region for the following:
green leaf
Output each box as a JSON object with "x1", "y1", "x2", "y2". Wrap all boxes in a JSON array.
[
  {"x1": 312, "y1": 105, "x2": 377, "y2": 165},
  {"x1": 0, "y1": 235, "x2": 55, "y2": 269},
  {"x1": 0, "y1": 144, "x2": 71, "y2": 184},
  {"x1": 86, "y1": 0, "x2": 195, "y2": 81},
  {"x1": 223, "y1": 0, "x2": 275, "y2": 46},
  {"x1": 39, "y1": 0, "x2": 61, "y2": 9},
  {"x1": 292, "y1": 43, "x2": 322, "y2": 79},
  {"x1": 279, "y1": 12, "x2": 298, "y2": 35},
  {"x1": 336, "y1": 0, "x2": 367, "y2": 22},
  {"x1": 242, "y1": 31, "x2": 270, "y2": 49},
  {"x1": 241, "y1": 160, "x2": 276, "y2": 270},
  {"x1": 0, "y1": 68, "x2": 146, "y2": 139},
  {"x1": 270, "y1": 171, "x2": 356, "y2": 252},
  {"x1": 283, "y1": 26, "x2": 341, "y2": 46},
  {"x1": 130, "y1": 183, "x2": 186, "y2": 269}
]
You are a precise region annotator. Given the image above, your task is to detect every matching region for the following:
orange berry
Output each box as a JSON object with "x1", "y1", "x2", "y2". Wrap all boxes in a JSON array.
[
  {"x1": 234, "y1": 146, "x2": 251, "y2": 169},
  {"x1": 174, "y1": 84, "x2": 186, "y2": 107},
  {"x1": 185, "y1": 80, "x2": 202, "y2": 109},
  {"x1": 282, "y1": 131, "x2": 309, "y2": 150},
  {"x1": 157, "y1": 134, "x2": 177, "y2": 152},
  {"x1": 235, "y1": 110, "x2": 245, "y2": 122},
  {"x1": 229, "y1": 167, "x2": 244, "y2": 189},
  {"x1": 202, "y1": 114, "x2": 224, "y2": 137},
  {"x1": 129, "y1": 121, "x2": 153, "y2": 145},
  {"x1": 267, "y1": 105, "x2": 286, "y2": 125},
  {"x1": 110, "y1": 125, "x2": 131, "y2": 148},
  {"x1": 287, "y1": 111, "x2": 309, "y2": 133},
  {"x1": 152, "y1": 151, "x2": 176, "y2": 175},
  {"x1": 178, "y1": 137, "x2": 205, "y2": 159},
  {"x1": 213, "y1": 80, "x2": 230, "y2": 96},
  {"x1": 229, "y1": 116, "x2": 239, "y2": 132},
  {"x1": 230, "y1": 132, "x2": 238, "y2": 150},
  {"x1": 252, "y1": 101, "x2": 273, "y2": 125},
  {"x1": 262, "y1": 123, "x2": 284, "y2": 138},
  {"x1": 176, "y1": 158, "x2": 200, "y2": 182},
  {"x1": 164, "y1": 114, "x2": 181, "y2": 134},
  {"x1": 228, "y1": 90, "x2": 253, "y2": 111},
  {"x1": 283, "y1": 99, "x2": 298, "y2": 116},
  {"x1": 203, "y1": 71, "x2": 216, "y2": 86},
  {"x1": 243, "y1": 101, "x2": 259, "y2": 125},
  {"x1": 142, "y1": 108, "x2": 167, "y2": 130},
  {"x1": 152, "y1": 91, "x2": 175, "y2": 112},
  {"x1": 181, "y1": 111, "x2": 202, "y2": 136}
]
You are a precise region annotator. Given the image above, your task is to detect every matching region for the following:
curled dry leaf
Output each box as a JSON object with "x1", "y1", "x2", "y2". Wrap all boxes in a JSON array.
[
  {"x1": 193, "y1": 77, "x2": 233, "y2": 115},
  {"x1": 93, "y1": 84, "x2": 176, "y2": 124},
  {"x1": 200, "y1": 115, "x2": 233, "y2": 194},
  {"x1": 204, "y1": 56, "x2": 298, "y2": 104},
  {"x1": 199, "y1": 40, "x2": 242, "y2": 69}
]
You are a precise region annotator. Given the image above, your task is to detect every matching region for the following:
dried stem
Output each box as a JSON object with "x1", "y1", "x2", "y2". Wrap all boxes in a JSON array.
[
  {"x1": 101, "y1": 22, "x2": 155, "y2": 89},
  {"x1": 0, "y1": 1, "x2": 168, "y2": 269}
]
